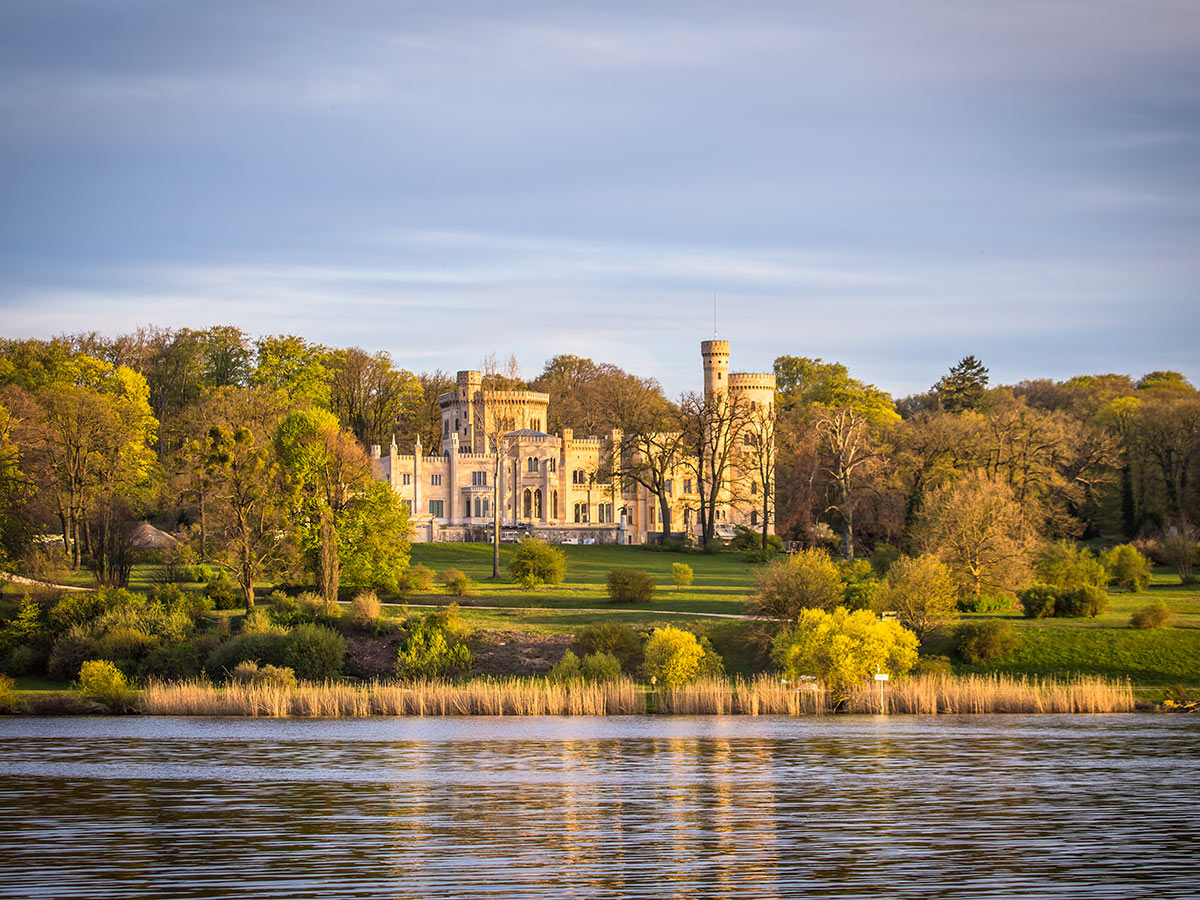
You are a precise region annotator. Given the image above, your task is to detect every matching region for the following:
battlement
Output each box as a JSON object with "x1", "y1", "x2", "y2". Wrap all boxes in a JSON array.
[{"x1": 729, "y1": 372, "x2": 776, "y2": 390}]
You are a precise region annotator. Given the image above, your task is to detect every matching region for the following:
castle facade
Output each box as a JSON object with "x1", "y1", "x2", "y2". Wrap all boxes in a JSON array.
[{"x1": 372, "y1": 341, "x2": 775, "y2": 544}]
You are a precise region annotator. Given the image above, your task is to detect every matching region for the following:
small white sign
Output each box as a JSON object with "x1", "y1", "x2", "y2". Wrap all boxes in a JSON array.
[{"x1": 874, "y1": 673, "x2": 889, "y2": 681}]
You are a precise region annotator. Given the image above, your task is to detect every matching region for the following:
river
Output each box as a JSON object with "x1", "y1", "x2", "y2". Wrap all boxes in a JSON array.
[{"x1": 1, "y1": 714, "x2": 1196, "y2": 898}]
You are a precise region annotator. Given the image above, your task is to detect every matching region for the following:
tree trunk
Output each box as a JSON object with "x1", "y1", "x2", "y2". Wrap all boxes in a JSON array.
[{"x1": 319, "y1": 505, "x2": 339, "y2": 613}]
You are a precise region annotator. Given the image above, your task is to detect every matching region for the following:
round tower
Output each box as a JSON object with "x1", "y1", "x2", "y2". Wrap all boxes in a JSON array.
[{"x1": 701, "y1": 340, "x2": 730, "y2": 397}]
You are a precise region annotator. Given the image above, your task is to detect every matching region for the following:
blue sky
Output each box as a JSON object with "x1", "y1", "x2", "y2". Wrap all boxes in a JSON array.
[{"x1": 2, "y1": 0, "x2": 1197, "y2": 398}]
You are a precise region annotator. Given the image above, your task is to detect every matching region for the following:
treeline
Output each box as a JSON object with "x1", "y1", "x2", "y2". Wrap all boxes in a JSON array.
[{"x1": 2, "y1": 328, "x2": 1198, "y2": 591}]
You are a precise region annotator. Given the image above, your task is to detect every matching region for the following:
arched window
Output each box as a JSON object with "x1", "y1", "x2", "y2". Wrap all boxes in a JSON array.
[
  {"x1": 552, "y1": 491, "x2": 558, "y2": 519},
  {"x1": 751, "y1": 510, "x2": 759, "y2": 526},
  {"x1": 527, "y1": 457, "x2": 539, "y2": 473},
  {"x1": 523, "y1": 489, "x2": 532, "y2": 519},
  {"x1": 534, "y1": 489, "x2": 543, "y2": 519}
]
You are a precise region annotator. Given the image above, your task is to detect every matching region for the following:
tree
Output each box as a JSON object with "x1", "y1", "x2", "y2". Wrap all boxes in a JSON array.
[
  {"x1": 915, "y1": 473, "x2": 1035, "y2": 599},
  {"x1": 741, "y1": 399, "x2": 777, "y2": 551},
  {"x1": 1033, "y1": 540, "x2": 1107, "y2": 588},
  {"x1": 336, "y1": 481, "x2": 412, "y2": 595},
  {"x1": 814, "y1": 407, "x2": 884, "y2": 559},
  {"x1": 0, "y1": 401, "x2": 35, "y2": 569},
  {"x1": 642, "y1": 626, "x2": 704, "y2": 687},
  {"x1": 610, "y1": 379, "x2": 687, "y2": 541},
  {"x1": 274, "y1": 409, "x2": 376, "y2": 608},
  {"x1": 531, "y1": 355, "x2": 647, "y2": 436},
  {"x1": 205, "y1": 425, "x2": 292, "y2": 608},
  {"x1": 1101, "y1": 543, "x2": 1151, "y2": 592},
  {"x1": 681, "y1": 388, "x2": 746, "y2": 546},
  {"x1": 934, "y1": 355, "x2": 990, "y2": 413},
  {"x1": 871, "y1": 554, "x2": 959, "y2": 639},
  {"x1": 770, "y1": 607, "x2": 918, "y2": 699},
  {"x1": 326, "y1": 347, "x2": 421, "y2": 448},
  {"x1": 746, "y1": 549, "x2": 845, "y2": 622},
  {"x1": 253, "y1": 335, "x2": 330, "y2": 409}
]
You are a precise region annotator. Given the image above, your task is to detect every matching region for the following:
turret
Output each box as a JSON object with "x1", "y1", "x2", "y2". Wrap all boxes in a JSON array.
[{"x1": 701, "y1": 340, "x2": 730, "y2": 397}]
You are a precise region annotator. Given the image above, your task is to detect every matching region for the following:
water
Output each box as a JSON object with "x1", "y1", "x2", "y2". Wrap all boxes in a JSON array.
[{"x1": 0, "y1": 714, "x2": 1197, "y2": 899}]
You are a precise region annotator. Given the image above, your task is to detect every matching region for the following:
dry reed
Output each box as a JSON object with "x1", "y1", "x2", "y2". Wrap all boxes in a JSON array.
[{"x1": 140, "y1": 673, "x2": 1135, "y2": 718}]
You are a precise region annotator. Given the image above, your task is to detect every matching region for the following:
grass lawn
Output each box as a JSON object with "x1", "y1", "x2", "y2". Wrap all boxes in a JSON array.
[
  {"x1": 407, "y1": 543, "x2": 764, "y2": 614},
  {"x1": 931, "y1": 569, "x2": 1200, "y2": 690}
]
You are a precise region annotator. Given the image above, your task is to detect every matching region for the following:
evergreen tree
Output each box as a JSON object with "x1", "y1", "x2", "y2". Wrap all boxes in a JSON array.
[{"x1": 934, "y1": 355, "x2": 989, "y2": 413}]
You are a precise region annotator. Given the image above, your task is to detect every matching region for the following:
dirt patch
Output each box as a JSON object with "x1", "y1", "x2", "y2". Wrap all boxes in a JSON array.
[
  {"x1": 345, "y1": 632, "x2": 404, "y2": 680},
  {"x1": 468, "y1": 630, "x2": 573, "y2": 676}
]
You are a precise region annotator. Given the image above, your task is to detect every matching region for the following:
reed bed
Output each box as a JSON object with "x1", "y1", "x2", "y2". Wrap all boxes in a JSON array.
[
  {"x1": 141, "y1": 677, "x2": 642, "y2": 718},
  {"x1": 841, "y1": 673, "x2": 1135, "y2": 715},
  {"x1": 140, "y1": 673, "x2": 1135, "y2": 718}
]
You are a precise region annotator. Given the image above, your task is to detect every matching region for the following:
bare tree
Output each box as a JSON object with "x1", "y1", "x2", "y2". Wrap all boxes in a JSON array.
[{"x1": 814, "y1": 407, "x2": 883, "y2": 559}]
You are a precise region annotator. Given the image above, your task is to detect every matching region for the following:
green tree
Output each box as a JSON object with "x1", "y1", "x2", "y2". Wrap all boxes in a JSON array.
[
  {"x1": 336, "y1": 481, "x2": 412, "y2": 595},
  {"x1": 670, "y1": 562, "x2": 694, "y2": 590},
  {"x1": 934, "y1": 355, "x2": 990, "y2": 413},
  {"x1": 1101, "y1": 543, "x2": 1151, "y2": 592},
  {"x1": 872, "y1": 554, "x2": 959, "y2": 638},
  {"x1": 770, "y1": 607, "x2": 918, "y2": 699},
  {"x1": 325, "y1": 347, "x2": 421, "y2": 448},
  {"x1": 642, "y1": 626, "x2": 704, "y2": 687},
  {"x1": 253, "y1": 335, "x2": 330, "y2": 409},
  {"x1": 1033, "y1": 540, "x2": 1107, "y2": 588}
]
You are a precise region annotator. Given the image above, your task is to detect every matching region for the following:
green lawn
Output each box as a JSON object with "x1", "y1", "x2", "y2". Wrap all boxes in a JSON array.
[{"x1": 407, "y1": 543, "x2": 764, "y2": 614}]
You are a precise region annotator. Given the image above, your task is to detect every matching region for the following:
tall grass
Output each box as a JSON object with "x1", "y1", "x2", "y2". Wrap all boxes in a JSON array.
[
  {"x1": 142, "y1": 677, "x2": 641, "y2": 717},
  {"x1": 140, "y1": 673, "x2": 1135, "y2": 718}
]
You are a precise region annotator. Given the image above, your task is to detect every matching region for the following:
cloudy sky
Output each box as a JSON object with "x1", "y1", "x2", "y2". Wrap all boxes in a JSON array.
[{"x1": 2, "y1": 0, "x2": 1197, "y2": 398}]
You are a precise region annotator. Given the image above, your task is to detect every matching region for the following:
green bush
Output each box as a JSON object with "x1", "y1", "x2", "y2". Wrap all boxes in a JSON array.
[
  {"x1": 47, "y1": 627, "x2": 100, "y2": 682},
  {"x1": 282, "y1": 624, "x2": 346, "y2": 680},
  {"x1": 508, "y1": 538, "x2": 566, "y2": 588},
  {"x1": 606, "y1": 569, "x2": 657, "y2": 603},
  {"x1": 205, "y1": 631, "x2": 289, "y2": 679},
  {"x1": 1130, "y1": 600, "x2": 1174, "y2": 629},
  {"x1": 3, "y1": 644, "x2": 44, "y2": 677},
  {"x1": 1054, "y1": 584, "x2": 1108, "y2": 618},
  {"x1": 869, "y1": 544, "x2": 902, "y2": 577},
  {"x1": 549, "y1": 649, "x2": 581, "y2": 680},
  {"x1": 958, "y1": 593, "x2": 1014, "y2": 613},
  {"x1": 204, "y1": 572, "x2": 241, "y2": 610},
  {"x1": 574, "y1": 622, "x2": 643, "y2": 671},
  {"x1": 231, "y1": 660, "x2": 297, "y2": 688},
  {"x1": 1102, "y1": 544, "x2": 1152, "y2": 592},
  {"x1": 954, "y1": 620, "x2": 1020, "y2": 664},
  {"x1": 670, "y1": 563, "x2": 694, "y2": 590},
  {"x1": 439, "y1": 569, "x2": 474, "y2": 597},
  {"x1": 730, "y1": 528, "x2": 783, "y2": 552},
  {"x1": 409, "y1": 564, "x2": 435, "y2": 591},
  {"x1": 747, "y1": 549, "x2": 844, "y2": 619},
  {"x1": 702, "y1": 540, "x2": 723, "y2": 555},
  {"x1": 140, "y1": 640, "x2": 202, "y2": 681},
  {"x1": 78, "y1": 659, "x2": 134, "y2": 711},
  {"x1": 394, "y1": 612, "x2": 473, "y2": 679},
  {"x1": 696, "y1": 635, "x2": 726, "y2": 678},
  {"x1": 0, "y1": 673, "x2": 16, "y2": 713},
  {"x1": 1018, "y1": 583, "x2": 1058, "y2": 619},
  {"x1": 580, "y1": 651, "x2": 623, "y2": 682},
  {"x1": 913, "y1": 655, "x2": 954, "y2": 676},
  {"x1": 1034, "y1": 541, "x2": 1108, "y2": 589}
]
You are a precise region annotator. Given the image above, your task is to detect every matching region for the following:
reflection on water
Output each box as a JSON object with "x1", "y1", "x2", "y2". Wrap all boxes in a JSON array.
[{"x1": 1, "y1": 715, "x2": 1197, "y2": 898}]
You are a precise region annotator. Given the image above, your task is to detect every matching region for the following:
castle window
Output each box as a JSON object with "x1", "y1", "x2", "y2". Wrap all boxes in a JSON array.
[
  {"x1": 527, "y1": 457, "x2": 539, "y2": 473},
  {"x1": 751, "y1": 510, "x2": 759, "y2": 526},
  {"x1": 482, "y1": 498, "x2": 489, "y2": 517},
  {"x1": 428, "y1": 500, "x2": 444, "y2": 517},
  {"x1": 552, "y1": 491, "x2": 558, "y2": 519},
  {"x1": 573, "y1": 469, "x2": 585, "y2": 485},
  {"x1": 532, "y1": 419, "x2": 541, "y2": 432},
  {"x1": 431, "y1": 474, "x2": 442, "y2": 486},
  {"x1": 751, "y1": 481, "x2": 758, "y2": 495},
  {"x1": 401, "y1": 474, "x2": 411, "y2": 486},
  {"x1": 443, "y1": 420, "x2": 449, "y2": 435},
  {"x1": 455, "y1": 418, "x2": 460, "y2": 431},
  {"x1": 523, "y1": 489, "x2": 533, "y2": 519},
  {"x1": 534, "y1": 489, "x2": 543, "y2": 518},
  {"x1": 666, "y1": 480, "x2": 673, "y2": 496},
  {"x1": 548, "y1": 458, "x2": 556, "y2": 472},
  {"x1": 683, "y1": 479, "x2": 692, "y2": 494},
  {"x1": 472, "y1": 471, "x2": 487, "y2": 486},
  {"x1": 649, "y1": 506, "x2": 655, "y2": 525}
]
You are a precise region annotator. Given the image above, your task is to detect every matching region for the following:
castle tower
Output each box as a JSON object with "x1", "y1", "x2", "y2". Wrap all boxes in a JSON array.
[{"x1": 701, "y1": 340, "x2": 730, "y2": 397}]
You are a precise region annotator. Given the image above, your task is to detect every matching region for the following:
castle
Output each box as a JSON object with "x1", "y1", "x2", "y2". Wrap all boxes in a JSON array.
[{"x1": 371, "y1": 341, "x2": 775, "y2": 543}]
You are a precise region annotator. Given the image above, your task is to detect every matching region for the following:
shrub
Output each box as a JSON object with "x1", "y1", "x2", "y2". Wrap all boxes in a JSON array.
[
  {"x1": 913, "y1": 655, "x2": 954, "y2": 676},
  {"x1": 549, "y1": 649, "x2": 581, "y2": 680},
  {"x1": 439, "y1": 569, "x2": 474, "y2": 598},
  {"x1": 241, "y1": 609, "x2": 281, "y2": 635},
  {"x1": 606, "y1": 569, "x2": 657, "y2": 604},
  {"x1": 580, "y1": 651, "x2": 623, "y2": 682},
  {"x1": 350, "y1": 591, "x2": 381, "y2": 629},
  {"x1": 1130, "y1": 600, "x2": 1174, "y2": 630},
  {"x1": 871, "y1": 554, "x2": 959, "y2": 638},
  {"x1": 394, "y1": 612, "x2": 473, "y2": 679},
  {"x1": 507, "y1": 538, "x2": 566, "y2": 588},
  {"x1": 1054, "y1": 584, "x2": 1108, "y2": 618},
  {"x1": 282, "y1": 624, "x2": 346, "y2": 680},
  {"x1": 747, "y1": 549, "x2": 844, "y2": 620},
  {"x1": 702, "y1": 540, "x2": 723, "y2": 555},
  {"x1": 78, "y1": 659, "x2": 134, "y2": 710},
  {"x1": 869, "y1": 544, "x2": 902, "y2": 577},
  {"x1": 954, "y1": 620, "x2": 1020, "y2": 664},
  {"x1": 730, "y1": 528, "x2": 783, "y2": 552},
  {"x1": 1018, "y1": 583, "x2": 1058, "y2": 619},
  {"x1": 409, "y1": 564, "x2": 435, "y2": 591},
  {"x1": 1160, "y1": 528, "x2": 1198, "y2": 583},
  {"x1": 958, "y1": 593, "x2": 1014, "y2": 613},
  {"x1": 1101, "y1": 544, "x2": 1152, "y2": 592},
  {"x1": 230, "y1": 660, "x2": 298, "y2": 688},
  {"x1": 1034, "y1": 541, "x2": 1108, "y2": 589},
  {"x1": 643, "y1": 626, "x2": 705, "y2": 687},
  {"x1": 0, "y1": 673, "x2": 15, "y2": 713},
  {"x1": 204, "y1": 572, "x2": 241, "y2": 610},
  {"x1": 696, "y1": 635, "x2": 725, "y2": 678},
  {"x1": 670, "y1": 563, "x2": 694, "y2": 590},
  {"x1": 574, "y1": 623, "x2": 642, "y2": 671},
  {"x1": 3, "y1": 644, "x2": 44, "y2": 677},
  {"x1": 205, "y1": 631, "x2": 288, "y2": 679},
  {"x1": 140, "y1": 640, "x2": 202, "y2": 681},
  {"x1": 47, "y1": 627, "x2": 100, "y2": 682},
  {"x1": 771, "y1": 607, "x2": 918, "y2": 698}
]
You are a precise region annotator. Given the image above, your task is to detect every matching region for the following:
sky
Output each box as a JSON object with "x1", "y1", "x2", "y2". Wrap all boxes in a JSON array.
[{"x1": 2, "y1": 0, "x2": 1198, "y2": 399}]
